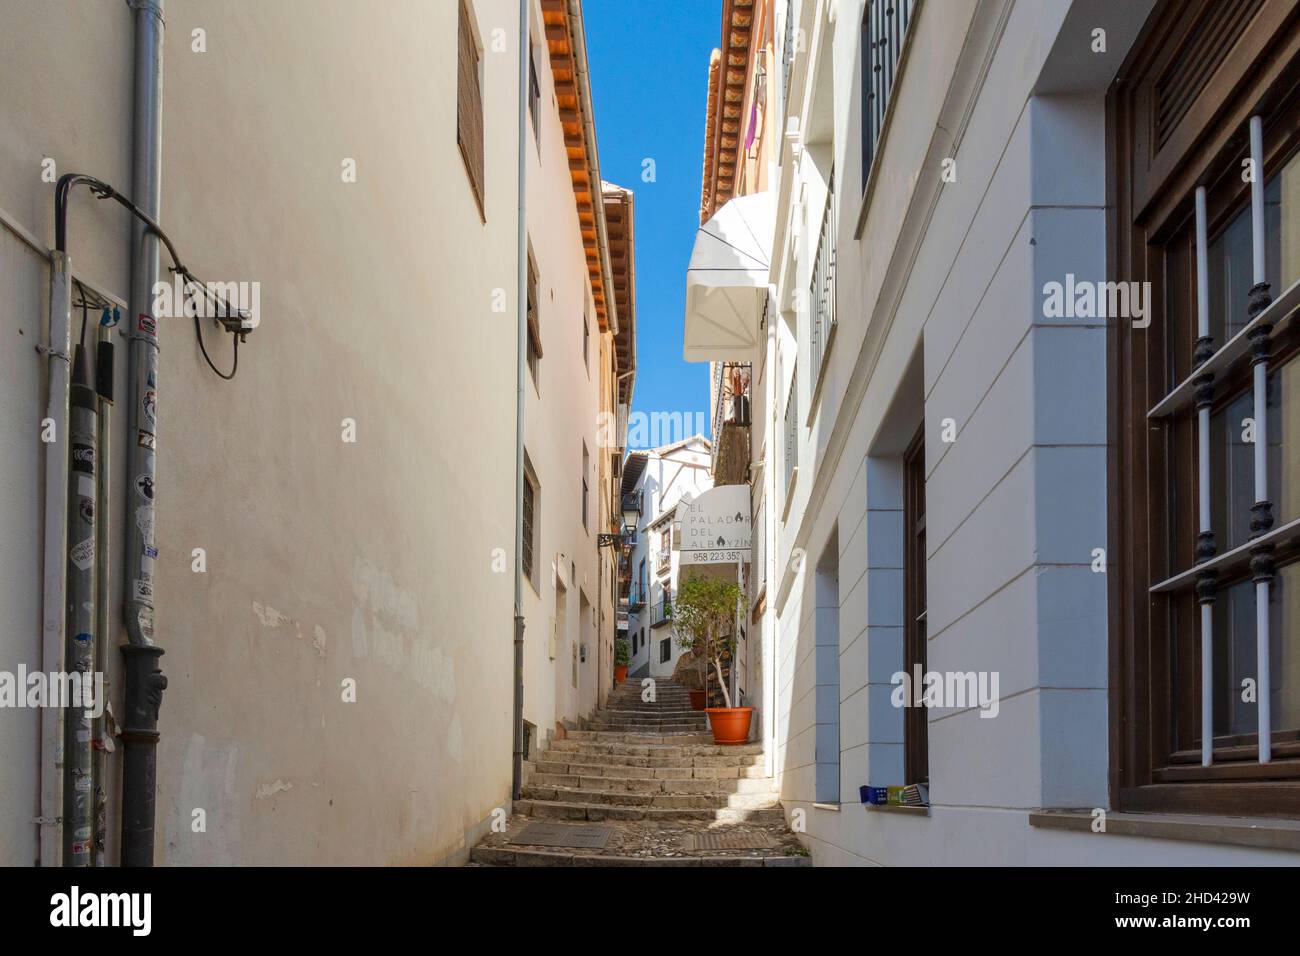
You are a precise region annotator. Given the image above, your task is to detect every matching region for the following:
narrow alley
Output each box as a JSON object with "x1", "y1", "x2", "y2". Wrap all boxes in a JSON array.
[
  {"x1": 1, "y1": 0, "x2": 1298, "y2": 932},
  {"x1": 473, "y1": 679, "x2": 806, "y2": 865}
]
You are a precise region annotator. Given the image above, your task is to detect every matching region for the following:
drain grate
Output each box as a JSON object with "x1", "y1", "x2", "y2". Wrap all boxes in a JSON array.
[
  {"x1": 510, "y1": 823, "x2": 613, "y2": 849},
  {"x1": 684, "y1": 832, "x2": 777, "y2": 851}
]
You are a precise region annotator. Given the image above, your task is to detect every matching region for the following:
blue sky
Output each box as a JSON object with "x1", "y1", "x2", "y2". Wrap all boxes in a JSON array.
[{"x1": 584, "y1": 0, "x2": 719, "y2": 442}]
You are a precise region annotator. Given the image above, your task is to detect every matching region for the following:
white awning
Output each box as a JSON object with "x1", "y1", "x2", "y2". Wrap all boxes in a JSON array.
[{"x1": 683, "y1": 191, "x2": 773, "y2": 363}]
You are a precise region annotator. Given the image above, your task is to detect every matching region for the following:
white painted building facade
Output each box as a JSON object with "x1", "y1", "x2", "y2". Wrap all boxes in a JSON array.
[
  {"x1": 687, "y1": 0, "x2": 1300, "y2": 865},
  {"x1": 0, "y1": 0, "x2": 629, "y2": 866},
  {"x1": 622, "y1": 437, "x2": 713, "y2": 679}
]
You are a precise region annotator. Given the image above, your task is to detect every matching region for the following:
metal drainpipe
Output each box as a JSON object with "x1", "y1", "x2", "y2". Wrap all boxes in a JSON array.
[
  {"x1": 93, "y1": 311, "x2": 116, "y2": 866},
  {"x1": 39, "y1": 253, "x2": 73, "y2": 867},
  {"x1": 120, "y1": 0, "x2": 166, "y2": 867},
  {"x1": 512, "y1": 0, "x2": 529, "y2": 803},
  {"x1": 63, "y1": 338, "x2": 98, "y2": 867}
]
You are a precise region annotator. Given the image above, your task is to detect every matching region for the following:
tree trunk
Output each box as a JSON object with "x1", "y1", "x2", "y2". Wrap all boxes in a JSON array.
[{"x1": 713, "y1": 656, "x2": 732, "y2": 709}]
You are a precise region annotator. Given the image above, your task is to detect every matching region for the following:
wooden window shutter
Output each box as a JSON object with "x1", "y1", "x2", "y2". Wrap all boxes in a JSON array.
[
  {"x1": 457, "y1": 0, "x2": 485, "y2": 217},
  {"x1": 527, "y1": 255, "x2": 543, "y2": 356}
]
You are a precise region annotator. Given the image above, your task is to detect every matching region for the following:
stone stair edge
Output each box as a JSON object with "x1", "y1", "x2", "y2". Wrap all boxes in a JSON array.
[{"x1": 469, "y1": 845, "x2": 810, "y2": 867}]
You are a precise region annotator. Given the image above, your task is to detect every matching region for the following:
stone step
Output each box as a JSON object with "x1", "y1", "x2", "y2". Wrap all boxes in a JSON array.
[
  {"x1": 599, "y1": 707, "x2": 697, "y2": 715},
  {"x1": 604, "y1": 700, "x2": 694, "y2": 708},
  {"x1": 527, "y1": 771, "x2": 777, "y2": 795},
  {"x1": 564, "y1": 730, "x2": 718, "y2": 744},
  {"x1": 469, "y1": 845, "x2": 810, "y2": 867},
  {"x1": 546, "y1": 739, "x2": 764, "y2": 757},
  {"x1": 602, "y1": 704, "x2": 697, "y2": 712},
  {"x1": 469, "y1": 809, "x2": 809, "y2": 867},
  {"x1": 587, "y1": 717, "x2": 707, "y2": 726},
  {"x1": 532, "y1": 760, "x2": 770, "y2": 780},
  {"x1": 521, "y1": 785, "x2": 781, "y2": 811},
  {"x1": 584, "y1": 723, "x2": 708, "y2": 733},
  {"x1": 535, "y1": 750, "x2": 763, "y2": 770},
  {"x1": 512, "y1": 799, "x2": 786, "y2": 824},
  {"x1": 605, "y1": 697, "x2": 695, "y2": 704}
]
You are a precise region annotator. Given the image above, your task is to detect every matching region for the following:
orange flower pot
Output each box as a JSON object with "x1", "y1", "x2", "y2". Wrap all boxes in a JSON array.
[
  {"x1": 689, "y1": 690, "x2": 706, "y2": 710},
  {"x1": 705, "y1": 707, "x2": 753, "y2": 745},
  {"x1": 614, "y1": 665, "x2": 628, "y2": 684}
]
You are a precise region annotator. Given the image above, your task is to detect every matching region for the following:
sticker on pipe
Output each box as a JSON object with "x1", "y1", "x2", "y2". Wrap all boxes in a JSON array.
[
  {"x1": 71, "y1": 443, "x2": 95, "y2": 474},
  {"x1": 70, "y1": 539, "x2": 94, "y2": 571},
  {"x1": 135, "y1": 507, "x2": 154, "y2": 547}
]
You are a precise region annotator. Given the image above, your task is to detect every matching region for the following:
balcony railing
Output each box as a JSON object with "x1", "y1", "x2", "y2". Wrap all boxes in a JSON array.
[
  {"x1": 862, "y1": 0, "x2": 914, "y2": 191},
  {"x1": 809, "y1": 174, "x2": 836, "y2": 389},
  {"x1": 655, "y1": 546, "x2": 672, "y2": 576},
  {"x1": 782, "y1": 2, "x2": 796, "y2": 123},
  {"x1": 783, "y1": 373, "x2": 798, "y2": 494},
  {"x1": 650, "y1": 593, "x2": 673, "y2": 628},
  {"x1": 624, "y1": 582, "x2": 646, "y2": 611}
]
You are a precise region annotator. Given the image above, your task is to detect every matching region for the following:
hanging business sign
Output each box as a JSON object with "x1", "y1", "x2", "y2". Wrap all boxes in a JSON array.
[{"x1": 679, "y1": 484, "x2": 751, "y2": 565}]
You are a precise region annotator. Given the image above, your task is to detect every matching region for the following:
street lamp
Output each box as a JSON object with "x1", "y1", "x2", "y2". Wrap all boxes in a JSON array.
[
  {"x1": 621, "y1": 501, "x2": 640, "y2": 534},
  {"x1": 598, "y1": 500, "x2": 641, "y2": 550}
]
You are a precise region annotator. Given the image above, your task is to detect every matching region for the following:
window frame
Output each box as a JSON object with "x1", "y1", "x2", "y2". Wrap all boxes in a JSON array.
[
  {"x1": 782, "y1": 370, "x2": 799, "y2": 507},
  {"x1": 860, "y1": 0, "x2": 915, "y2": 196},
  {"x1": 456, "y1": 0, "x2": 486, "y2": 220},
  {"x1": 529, "y1": 40, "x2": 542, "y2": 151},
  {"x1": 808, "y1": 170, "x2": 837, "y2": 412},
  {"x1": 1108, "y1": 0, "x2": 1300, "y2": 818},
  {"x1": 526, "y1": 249, "x2": 543, "y2": 390},
  {"x1": 522, "y1": 454, "x2": 540, "y2": 592},
  {"x1": 903, "y1": 425, "x2": 928, "y2": 787},
  {"x1": 581, "y1": 441, "x2": 590, "y2": 532}
]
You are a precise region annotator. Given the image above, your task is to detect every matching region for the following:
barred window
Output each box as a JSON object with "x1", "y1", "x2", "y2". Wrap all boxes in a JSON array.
[
  {"x1": 904, "y1": 426, "x2": 928, "y2": 786},
  {"x1": 809, "y1": 172, "x2": 836, "y2": 394},
  {"x1": 522, "y1": 458, "x2": 539, "y2": 587},
  {"x1": 1111, "y1": 0, "x2": 1300, "y2": 817},
  {"x1": 860, "y1": 0, "x2": 913, "y2": 192},
  {"x1": 783, "y1": 373, "x2": 798, "y2": 498}
]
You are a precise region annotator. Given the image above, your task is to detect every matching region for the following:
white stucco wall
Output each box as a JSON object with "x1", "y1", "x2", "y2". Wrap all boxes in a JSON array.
[
  {"x1": 518, "y1": 0, "x2": 611, "y2": 747},
  {"x1": 766, "y1": 0, "x2": 1300, "y2": 866},
  {"x1": 0, "y1": 0, "x2": 597, "y2": 865}
]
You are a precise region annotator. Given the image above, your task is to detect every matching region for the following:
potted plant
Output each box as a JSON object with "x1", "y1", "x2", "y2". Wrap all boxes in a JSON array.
[
  {"x1": 670, "y1": 649, "x2": 706, "y2": 710},
  {"x1": 674, "y1": 575, "x2": 752, "y2": 744},
  {"x1": 676, "y1": 642, "x2": 707, "y2": 712},
  {"x1": 614, "y1": 637, "x2": 630, "y2": 684}
]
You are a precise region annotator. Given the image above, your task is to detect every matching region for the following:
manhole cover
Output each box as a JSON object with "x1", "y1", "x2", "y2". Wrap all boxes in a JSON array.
[
  {"x1": 511, "y1": 823, "x2": 613, "y2": 849},
  {"x1": 684, "y1": 832, "x2": 777, "y2": 851}
]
